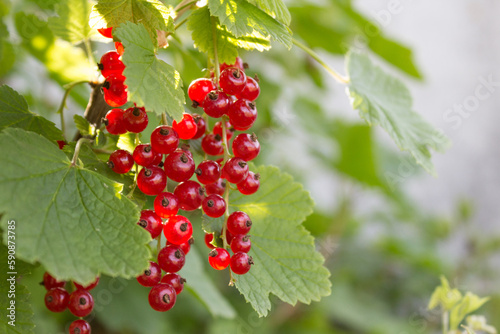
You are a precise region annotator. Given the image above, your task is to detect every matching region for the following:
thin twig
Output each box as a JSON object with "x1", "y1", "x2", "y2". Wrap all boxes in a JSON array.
[{"x1": 57, "y1": 80, "x2": 89, "y2": 140}]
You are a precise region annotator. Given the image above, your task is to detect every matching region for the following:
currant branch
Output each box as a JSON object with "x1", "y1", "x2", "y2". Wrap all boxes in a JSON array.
[{"x1": 57, "y1": 80, "x2": 88, "y2": 140}]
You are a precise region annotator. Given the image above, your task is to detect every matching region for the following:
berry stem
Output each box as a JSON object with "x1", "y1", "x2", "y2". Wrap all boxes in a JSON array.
[
  {"x1": 156, "y1": 235, "x2": 162, "y2": 254},
  {"x1": 57, "y1": 80, "x2": 88, "y2": 140},
  {"x1": 162, "y1": 113, "x2": 168, "y2": 125},
  {"x1": 292, "y1": 38, "x2": 349, "y2": 84},
  {"x1": 174, "y1": 0, "x2": 196, "y2": 13},
  {"x1": 71, "y1": 138, "x2": 92, "y2": 166},
  {"x1": 210, "y1": 16, "x2": 221, "y2": 89}
]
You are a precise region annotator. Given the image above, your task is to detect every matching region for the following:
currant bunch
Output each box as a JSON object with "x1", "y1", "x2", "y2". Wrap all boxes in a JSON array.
[{"x1": 42, "y1": 272, "x2": 99, "y2": 333}]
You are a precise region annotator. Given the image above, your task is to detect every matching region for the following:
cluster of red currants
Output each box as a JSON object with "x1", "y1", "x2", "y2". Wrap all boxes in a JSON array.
[{"x1": 42, "y1": 272, "x2": 99, "y2": 334}]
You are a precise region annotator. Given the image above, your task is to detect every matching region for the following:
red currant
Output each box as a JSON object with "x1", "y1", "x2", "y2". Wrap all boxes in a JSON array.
[
  {"x1": 158, "y1": 245, "x2": 185, "y2": 273},
  {"x1": 213, "y1": 121, "x2": 234, "y2": 141},
  {"x1": 97, "y1": 27, "x2": 113, "y2": 38},
  {"x1": 103, "y1": 74, "x2": 127, "y2": 107},
  {"x1": 108, "y1": 149, "x2": 134, "y2": 174},
  {"x1": 192, "y1": 114, "x2": 206, "y2": 139},
  {"x1": 225, "y1": 228, "x2": 235, "y2": 244},
  {"x1": 204, "y1": 233, "x2": 215, "y2": 249},
  {"x1": 137, "y1": 261, "x2": 162, "y2": 287},
  {"x1": 208, "y1": 248, "x2": 230, "y2": 270},
  {"x1": 222, "y1": 157, "x2": 249, "y2": 184},
  {"x1": 203, "y1": 91, "x2": 231, "y2": 118},
  {"x1": 138, "y1": 210, "x2": 163, "y2": 238},
  {"x1": 230, "y1": 252, "x2": 253, "y2": 275},
  {"x1": 219, "y1": 67, "x2": 247, "y2": 95},
  {"x1": 236, "y1": 76, "x2": 260, "y2": 101},
  {"x1": 57, "y1": 140, "x2": 66, "y2": 149},
  {"x1": 104, "y1": 108, "x2": 127, "y2": 135},
  {"x1": 44, "y1": 288, "x2": 69, "y2": 312},
  {"x1": 220, "y1": 57, "x2": 245, "y2": 72},
  {"x1": 148, "y1": 283, "x2": 176, "y2": 312},
  {"x1": 43, "y1": 272, "x2": 65, "y2": 290},
  {"x1": 163, "y1": 215, "x2": 193, "y2": 245},
  {"x1": 69, "y1": 319, "x2": 91, "y2": 334},
  {"x1": 237, "y1": 171, "x2": 260, "y2": 195},
  {"x1": 167, "y1": 237, "x2": 193, "y2": 255},
  {"x1": 201, "y1": 134, "x2": 223, "y2": 156},
  {"x1": 195, "y1": 160, "x2": 221, "y2": 185},
  {"x1": 160, "y1": 273, "x2": 186, "y2": 295},
  {"x1": 137, "y1": 166, "x2": 167, "y2": 195},
  {"x1": 227, "y1": 211, "x2": 252, "y2": 235},
  {"x1": 202, "y1": 194, "x2": 226, "y2": 218},
  {"x1": 98, "y1": 51, "x2": 125, "y2": 78},
  {"x1": 164, "y1": 149, "x2": 195, "y2": 182},
  {"x1": 74, "y1": 276, "x2": 100, "y2": 291},
  {"x1": 205, "y1": 178, "x2": 226, "y2": 196},
  {"x1": 228, "y1": 99, "x2": 257, "y2": 131},
  {"x1": 232, "y1": 133, "x2": 260, "y2": 161},
  {"x1": 68, "y1": 290, "x2": 94, "y2": 317},
  {"x1": 115, "y1": 42, "x2": 124, "y2": 55},
  {"x1": 174, "y1": 180, "x2": 204, "y2": 211},
  {"x1": 133, "y1": 144, "x2": 162, "y2": 167},
  {"x1": 188, "y1": 78, "x2": 216, "y2": 107},
  {"x1": 231, "y1": 234, "x2": 251, "y2": 253},
  {"x1": 172, "y1": 113, "x2": 198, "y2": 140},
  {"x1": 150, "y1": 125, "x2": 179, "y2": 155},
  {"x1": 123, "y1": 106, "x2": 148, "y2": 133},
  {"x1": 153, "y1": 192, "x2": 179, "y2": 218}
]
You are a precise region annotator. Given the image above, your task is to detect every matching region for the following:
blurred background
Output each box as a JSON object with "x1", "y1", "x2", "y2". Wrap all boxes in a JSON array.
[{"x1": 1, "y1": 0, "x2": 499, "y2": 333}]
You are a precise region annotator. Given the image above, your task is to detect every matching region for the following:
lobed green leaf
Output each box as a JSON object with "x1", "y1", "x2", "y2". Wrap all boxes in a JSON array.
[{"x1": 48, "y1": 0, "x2": 93, "y2": 44}]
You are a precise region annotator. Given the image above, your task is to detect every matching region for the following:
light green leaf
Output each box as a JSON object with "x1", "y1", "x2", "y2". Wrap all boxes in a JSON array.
[
  {"x1": 180, "y1": 246, "x2": 236, "y2": 318},
  {"x1": 0, "y1": 85, "x2": 63, "y2": 141},
  {"x1": 0, "y1": 128, "x2": 151, "y2": 285},
  {"x1": 247, "y1": 0, "x2": 291, "y2": 25},
  {"x1": 89, "y1": 0, "x2": 174, "y2": 44},
  {"x1": 466, "y1": 315, "x2": 497, "y2": 334},
  {"x1": 346, "y1": 52, "x2": 450, "y2": 175},
  {"x1": 231, "y1": 165, "x2": 331, "y2": 317},
  {"x1": 113, "y1": 22, "x2": 185, "y2": 121},
  {"x1": 207, "y1": 0, "x2": 292, "y2": 48},
  {"x1": 428, "y1": 276, "x2": 462, "y2": 311},
  {"x1": 73, "y1": 114, "x2": 93, "y2": 136},
  {"x1": 48, "y1": 0, "x2": 93, "y2": 44},
  {"x1": 450, "y1": 293, "x2": 490, "y2": 330}
]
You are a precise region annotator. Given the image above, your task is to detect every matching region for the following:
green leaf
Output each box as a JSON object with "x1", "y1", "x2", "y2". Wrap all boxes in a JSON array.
[
  {"x1": 0, "y1": 128, "x2": 151, "y2": 284},
  {"x1": 89, "y1": 0, "x2": 174, "y2": 44},
  {"x1": 450, "y1": 293, "x2": 490, "y2": 330},
  {"x1": 113, "y1": 22, "x2": 185, "y2": 121},
  {"x1": 207, "y1": 0, "x2": 292, "y2": 48},
  {"x1": 231, "y1": 165, "x2": 331, "y2": 317},
  {"x1": 48, "y1": 0, "x2": 93, "y2": 44},
  {"x1": 428, "y1": 276, "x2": 462, "y2": 311},
  {"x1": 73, "y1": 114, "x2": 92, "y2": 136},
  {"x1": 187, "y1": 7, "x2": 271, "y2": 65},
  {"x1": 0, "y1": 85, "x2": 63, "y2": 141},
  {"x1": 0, "y1": 40, "x2": 15, "y2": 77},
  {"x1": 346, "y1": 52, "x2": 450, "y2": 175},
  {"x1": 180, "y1": 247, "x2": 236, "y2": 318},
  {"x1": 201, "y1": 214, "x2": 224, "y2": 248},
  {"x1": 247, "y1": 0, "x2": 291, "y2": 26}
]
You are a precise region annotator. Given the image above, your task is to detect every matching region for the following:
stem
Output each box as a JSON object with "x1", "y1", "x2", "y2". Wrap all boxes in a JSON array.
[
  {"x1": 57, "y1": 81, "x2": 88, "y2": 140},
  {"x1": 84, "y1": 38, "x2": 96, "y2": 75},
  {"x1": 174, "y1": 17, "x2": 189, "y2": 30},
  {"x1": 162, "y1": 113, "x2": 168, "y2": 125},
  {"x1": 442, "y1": 311, "x2": 449, "y2": 334},
  {"x1": 211, "y1": 16, "x2": 221, "y2": 88},
  {"x1": 174, "y1": 0, "x2": 195, "y2": 12},
  {"x1": 71, "y1": 138, "x2": 92, "y2": 166},
  {"x1": 292, "y1": 38, "x2": 349, "y2": 84},
  {"x1": 156, "y1": 235, "x2": 162, "y2": 254}
]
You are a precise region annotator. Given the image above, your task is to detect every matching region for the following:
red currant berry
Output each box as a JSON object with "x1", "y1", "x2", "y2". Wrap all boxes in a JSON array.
[
  {"x1": 202, "y1": 194, "x2": 226, "y2": 218},
  {"x1": 104, "y1": 108, "x2": 127, "y2": 135},
  {"x1": 57, "y1": 140, "x2": 67, "y2": 149},
  {"x1": 163, "y1": 215, "x2": 193, "y2": 245},
  {"x1": 103, "y1": 74, "x2": 127, "y2": 107},
  {"x1": 133, "y1": 144, "x2": 162, "y2": 167},
  {"x1": 232, "y1": 133, "x2": 260, "y2": 161},
  {"x1": 204, "y1": 233, "x2": 215, "y2": 249},
  {"x1": 201, "y1": 134, "x2": 224, "y2": 156},
  {"x1": 108, "y1": 149, "x2": 134, "y2": 174},
  {"x1": 192, "y1": 114, "x2": 206, "y2": 139},
  {"x1": 97, "y1": 27, "x2": 113, "y2": 38},
  {"x1": 164, "y1": 149, "x2": 195, "y2": 182},
  {"x1": 225, "y1": 228, "x2": 235, "y2": 244},
  {"x1": 98, "y1": 51, "x2": 125, "y2": 78},
  {"x1": 220, "y1": 57, "x2": 245, "y2": 72},
  {"x1": 195, "y1": 160, "x2": 221, "y2": 185},
  {"x1": 231, "y1": 234, "x2": 251, "y2": 253},
  {"x1": 69, "y1": 319, "x2": 91, "y2": 334},
  {"x1": 174, "y1": 180, "x2": 205, "y2": 211},
  {"x1": 172, "y1": 113, "x2": 198, "y2": 140},
  {"x1": 237, "y1": 171, "x2": 260, "y2": 195},
  {"x1": 43, "y1": 272, "x2": 65, "y2": 290},
  {"x1": 74, "y1": 276, "x2": 100, "y2": 291},
  {"x1": 203, "y1": 91, "x2": 231, "y2": 118},
  {"x1": 115, "y1": 42, "x2": 124, "y2": 55},
  {"x1": 167, "y1": 236, "x2": 193, "y2": 255},
  {"x1": 236, "y1": 76, "x2": 260, "y2": 101},
  {"x1": 222, "y1": 157, "x2": 249, "y2": 184},
  {"x1": 188, "y1": 78, "x2": 216, "y2": 107},
  {"x1": 123, "y1": 106, "x2": 148, "y2": 133},
  {"x1": 44, "y1": 288, "x2": 69, "y2": 312},
  {"x1": 137, "y1": 261, "x2": 162, "y2": 287},
  {"x1": 158, "y1": 245, "x2": 186, "y2": 273},
  {"x1": 153, "y1": 192, "x2": 179, "y2": 218},
  {"x1": 205, "y1": 178, "x2": 226, "y2": 196},
  {"x1": 230, "y1": 252, "x2": 254, "y2": 275},
  {"x1": 137, "y1": 166, "x2": 167, "y2": 195},
  {"x1": 138, "y1": 210, "x2": 163, "y2": 238},
  {"x1": 208, "y1": 248, "x2": 230, "y2": 270},
  {"x1": 68, "y1": 290, "x2": 94, "y2": 317},
  {"x1": 213, "y1": 121, "x2": 234, "y2": 141},
  {"x1": 227, "y1": 211, "x2": 252, "y2": 235},
  {"x1": 148, "y1": 283, "x2": 176, "y2": 312},
  {"x1": 228, "y1": 99, "x2": 257, "y2": 131},
  {"x1": 219, "y1": 67, "x2": 247, "y2": 95},
  {"x1": 160, "y1": 273, "x2": 186, "y2": 295},
  {"x1": 151, "y1": 126, "x2": 179, "y2": 155}
]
